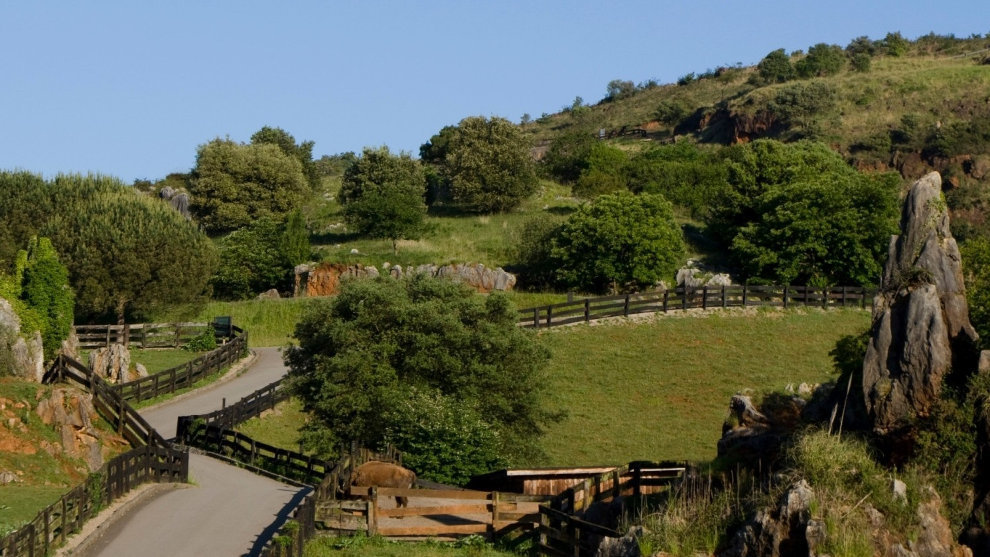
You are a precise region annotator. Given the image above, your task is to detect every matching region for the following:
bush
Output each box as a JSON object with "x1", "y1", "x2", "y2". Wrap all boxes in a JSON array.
[
  {"x1": 795, "y1": 43, "x2": 846, "y2": 78},
  {"x1": 627, "y1": 142, "x2": 729, "y2": 219},
  {"x1": 285, "y1": 275, "x2": 557, "y2": 467},
  {"x1": 382, "y1": 388, "x2": 508, "y2": 485},
  {"x1": 550, "y1": 192, "x2": 686, "y2": 293},
  {"x1": 756, "y1": 48, "x2": 796, "y2": 84},
  {"x1": 211, "y1": 217, "x2": 296, "y2": 300},
  {"x1": 572, "y1": 143, "x2": 629, "y2": 198},
  {"x1": 184, "y1": 327, "x2": 217, "y2": 352},
  {"x1": 512, "y1": 217, "x2": 565, "y2": 291}
]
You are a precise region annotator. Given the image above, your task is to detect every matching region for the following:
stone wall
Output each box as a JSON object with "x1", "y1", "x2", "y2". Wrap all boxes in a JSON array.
[{"x1": 294, "y1": 262, "x2": 516, "y2": 297}]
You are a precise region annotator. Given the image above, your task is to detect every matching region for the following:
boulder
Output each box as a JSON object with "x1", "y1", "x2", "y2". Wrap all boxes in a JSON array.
[
  {"x1": 722, "y1": 480, "x2": 816, "y2": 556},
  {"x1": 676, "y1": 262, "x2": 733, "y2": 288},
  {"x1": 88, "y1": 343, "x2": 131, "y2": 384},
  {"x1": 717, "y1": 394, "x2": 805, "y2": 468},
  {"x1": 256, "y1": 288, "x2": 281, "y2": 300},
  {"x1": 0, "y1": 298, "x2": 45, "y2": 382},
  {"x1": 862, "y1": 172, "x2": 979, "y2": 442}
]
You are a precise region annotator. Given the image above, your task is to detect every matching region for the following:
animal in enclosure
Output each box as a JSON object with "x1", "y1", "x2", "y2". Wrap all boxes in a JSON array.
[{"x1": 352, "y1": 460, "x2": 417, "y2": 508}]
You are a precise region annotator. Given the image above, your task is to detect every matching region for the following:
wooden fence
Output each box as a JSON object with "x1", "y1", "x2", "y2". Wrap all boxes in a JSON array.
[
  {"x1": 108, "y1": 326, "x2": 247, "y2": 404},
  {"x1": 4, "y1": 357, "x2": 190, "y2": 557},
  {"x1": 0, "y1": 445, "x2": 188, "y2": 557},
  {"x1": 518, "y1": 285, "x2": 875, "y2": 329},
  {"x1": 74, "y1": 321, "x2": 233, "y2": 349},
  {"x1": 537, "y1": 463, "x2": 684, "y2": 557},
  {"x1": 315, "y1": 486, "x2": 549, "y2": 540},
  {"x1": 189, "y1": 378, "x2": 289, "y2": 431}
]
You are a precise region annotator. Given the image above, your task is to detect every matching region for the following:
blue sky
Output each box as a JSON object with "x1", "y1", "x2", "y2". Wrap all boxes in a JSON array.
[{"x1": 0, "y1": 1, "x2": 986, "y2": 183}]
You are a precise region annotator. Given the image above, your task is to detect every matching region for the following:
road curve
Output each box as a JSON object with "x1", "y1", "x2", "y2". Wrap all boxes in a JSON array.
[{"x1": 81, "y1": 347, "x2": 309, "y2": 557}]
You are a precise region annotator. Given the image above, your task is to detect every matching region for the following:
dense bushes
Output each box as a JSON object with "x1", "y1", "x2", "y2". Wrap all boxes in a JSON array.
[
  {"x1": 211, "y1": 214, "x2": 309, "y2": 300},
  {"x1": 0, "y1": 173, "x2": 216, "y2": 324},
  {"x1": 285, "y1": 275, "x2": 557, "y2": 481},
  {"x1": 550, "y1": 192, "x2": 685, "y2": 293},
  {"x1": 420, "y1": 116, "x2": 537, "y2": 213},
  {"x1": 709, "y1": 140, "x2": 899, "y2": 285}
]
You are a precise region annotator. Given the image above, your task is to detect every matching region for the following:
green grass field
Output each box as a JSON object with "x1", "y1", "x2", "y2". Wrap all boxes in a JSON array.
[
  {"x1": 304, "y1": 534, "x2": 518, "y2": 557},
  {"x1": 232, "y1": 307, "x2": 870, "y2": 467},
  {"x1": 534, "y1": 307, "x2": 869, "y2": 465}
]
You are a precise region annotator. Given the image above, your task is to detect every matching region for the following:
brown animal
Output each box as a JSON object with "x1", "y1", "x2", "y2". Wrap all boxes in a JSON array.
[{"x1": 351, "y1": 460, "x2": 417, "y2": 508}]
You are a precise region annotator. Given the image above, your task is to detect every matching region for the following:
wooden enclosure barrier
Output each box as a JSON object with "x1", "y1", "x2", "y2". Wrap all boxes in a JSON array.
[
  {"x1": 537, "y1": 463, "x2": 685, "y2": 557},
  {"x1": 106, "y1": 326, "x2": 247, "y2": 404},
  {"x1": 518, "y1": 285, "x2": 875, "y2": 329},
  {"x1": 73, "y1": 321, "x2": 235, "y2": 350}
]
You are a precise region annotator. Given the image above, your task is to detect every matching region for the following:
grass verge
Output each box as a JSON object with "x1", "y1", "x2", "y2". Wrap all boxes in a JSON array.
[{"x1": 304, "y1": 533, "x2": 520, "y2": 557}]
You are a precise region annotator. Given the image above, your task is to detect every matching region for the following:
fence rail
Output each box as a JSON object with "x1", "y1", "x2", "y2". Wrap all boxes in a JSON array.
[
  {"x1": 5, "y1": 356, "x2": 189, "y2": 557},
  {"x1": 537, "y1": 463, "x2": 684, "y2": 557},
  {"x1": 74, "y1": 322, "x2": 231, "y2": 349},
  {"x1": 104, "y1": 326, "x2": 247, "y2": 404},
  {"x1": 518, "y1": 285, "x2": 874, "y2": 329}
]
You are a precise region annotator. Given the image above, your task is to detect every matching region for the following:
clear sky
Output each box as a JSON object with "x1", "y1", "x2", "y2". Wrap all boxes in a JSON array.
[{"x1": 0, "y1": 1, "x2": 986, "y2": 183}]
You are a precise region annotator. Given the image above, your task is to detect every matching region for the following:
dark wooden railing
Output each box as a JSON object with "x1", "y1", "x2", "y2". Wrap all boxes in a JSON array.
[
  {"x1": 4, "y1": 356, "x2": 190, "y2": 557},
  {"x1": 537, "y1": 463, "x2": 684, "y2": 557},
  {"x1": 191, "y1": 378, "x2": 289, "y2": 431},
  {"x1": 109, "y1": 326, "x2": 248, "y2": 404},
  {"x1": 518, "y1": 285, "x2": 874, "y2": 329},
  {"x1": 74, "y1": 321, "x2": 232, "y2": 349}
]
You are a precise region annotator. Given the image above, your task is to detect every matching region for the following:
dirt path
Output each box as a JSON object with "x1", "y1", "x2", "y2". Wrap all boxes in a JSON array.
[{"x1": 74, "y1": 347, "x2": 309, "y2": 557}]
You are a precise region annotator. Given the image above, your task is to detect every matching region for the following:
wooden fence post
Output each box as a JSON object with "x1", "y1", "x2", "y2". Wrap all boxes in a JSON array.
[
  {"x1": 623, "y1": 294, "x2": 629, "y2": 316},
  {"x1": 368, "y1": 487, "x2": 378, "y2": 535},
  {"x1": 491, "y1": 491, "x2": 499, "y2": 536},
  {"x1": 783, "y1": 285, "x2": 789, "y2": 309},
  {"x1": 546, "y1": 306, "x2": 553, "y2": 328},
  {"x1": 584, "y1": 298, "x2": 590, "y2": 322},
  {"x1": 702, "y1": 286, "x2": 708, "y2": 310},
  {"x1": 662, "y1": 289, "x2": 668, "y2": 313},
  {"x1": 681, "y1": 287, "x2": 687, "y2": 310},
  {"x1": 532, "y1": 308, "x2": 539, "y2": 329},
  {"x1": 722, "y1": 285, "x2": 727, "y2": 309}
]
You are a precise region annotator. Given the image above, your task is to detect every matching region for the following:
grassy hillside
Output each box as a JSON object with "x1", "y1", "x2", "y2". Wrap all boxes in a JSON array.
[{"x1": 234, "y1": 307, "x2": 870, "y2": 466}]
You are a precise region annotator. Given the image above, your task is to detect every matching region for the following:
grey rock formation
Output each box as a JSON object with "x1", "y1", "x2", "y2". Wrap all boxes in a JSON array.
[
  {"x1": 722, "y1": 480, "x2": 816, "y2": 557},
  {"x1": 676, "y1": 262, "x2": 733, "y2": 288},
  {"x1": 88, "y1": 343, "x2": 131, "y2": 384},
  {"x1": 0, "y1": 297, "x2": 45, "y2": 382},
  {"x1": 862, "y1": 172, "x2": 979, "y2": 438},
  {"x1": 295, "y1": 261, "x2": 515, "y2": 297}
]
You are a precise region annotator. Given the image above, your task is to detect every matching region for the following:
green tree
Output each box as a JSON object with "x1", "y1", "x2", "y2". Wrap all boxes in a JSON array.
[
  {"x1": 20, "y1": 237, "x2": 73, "y2": 359},
  {"x1": 421, "y1": 116, "x2": 537, "y2": 213},
  {"x1": 880, "y1": 31, "x2": 909, "y2": 57},
  {"x1": 796, "y1": 43, "x2": 846, "y2": 77},
  {"x1": 189, "y1": 138, "x2": 309, "y2": 235},
  {"x1": 756, "y1": 48, "x2": 796, "y2": 84},
  {"x1": 605, "y1": 79, "x2": 637, "y2": 101},
  {"x1": 281, "y1": 209, "x2": 311, "y2": 267},
  {"x1": 540, "y1": 131, "x2": 597, "y2": 184},
  {"x1": 250, "y1": 126, "x2": 320, "y2": 189},
  {"x1": 550, "y1": 192, "x2": 686, "y2": 293},
  {"x1": 627, "y1": 142, "x2": 729, "y2": 218},
  {"x1": 339, "y1": 147, "x2": 427, "y2": 254},
  {"x1": 573, "y1": 143, "x2": 629, "y2": 198},
  {"x1": 0, "y1": 171, "x2": 52, "y2": 266},
  {"x1": 43, "y1": 174, "x2": 218, "y2": 323},
  {"x1": 708, "y1": 140, "x2": 899, "y2": 285},
  {"x1": 285, "y1": 275, "x2": 556, "y2": 475},
  {"x1": 211, "y1": 217, "x2": 296, "y2": 300}
]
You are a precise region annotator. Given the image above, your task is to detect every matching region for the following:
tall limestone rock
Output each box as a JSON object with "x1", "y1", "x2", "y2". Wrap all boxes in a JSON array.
[{"x1": 862, "y1": 172, "x2": 980, "y2": 443}]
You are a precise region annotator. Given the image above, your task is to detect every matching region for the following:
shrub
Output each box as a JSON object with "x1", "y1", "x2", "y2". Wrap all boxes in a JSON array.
[
  {"x1": 795, "y1": 43, "x2": 846, "y2": 78},
  {"x1": 756, "y1": 48, "x2": 796, "y2": 84},
  {"x1": 183, "y1": 326, "x2": 217, "y2": 352},
  {"x1": 512, "y1": 217, "x2": 565, "y2": 291},
  {"x1": 211, "y1": 217, "x2": 295, "y2": 300},
  {"x1": 627, "y1": 142, "x2": 729, "y2": 219},
  {"x1": 285, "y1": 275, "x2": 557, "y2": 466},
  {"x1": 550, "y1": 192, "x2": 686, "y2": 293}
]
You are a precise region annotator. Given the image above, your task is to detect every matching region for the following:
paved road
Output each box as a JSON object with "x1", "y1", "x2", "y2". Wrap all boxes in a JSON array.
[{"x1": 82, "y1": 347, "x2": 309, "y2": 557}]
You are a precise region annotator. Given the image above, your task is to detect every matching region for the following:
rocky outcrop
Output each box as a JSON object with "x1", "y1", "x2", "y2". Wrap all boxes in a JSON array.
[
  {"x1": 861, "y1": 172, "x2": 980, "y2": 441},
  {"x1": 723, "y1": 480, "x2": 819, "y2": 556},
  {"x1": 717, "y1": 393, "x2": 806, "y2": 468},
  {"x1": 294, "y1": 262, "x2": 516, "y2": 297},
  {"x1": 0, "y1": 297, "x2": 45, "y2": 382},
  {"x1": 88, "y1": 343, "x2": 132, "y2": 384},
  {"x1": 35, "y1": 387, "x2": 125, "y2": 471},
  {"x1": 676, "y1": 262, "x2": 732, "y2": 288}
]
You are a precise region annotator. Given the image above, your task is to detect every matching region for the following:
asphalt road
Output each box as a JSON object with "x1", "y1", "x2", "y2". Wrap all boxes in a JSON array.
[{"x1": 81, "y1": 347, "x2": 310, "y2": 557}]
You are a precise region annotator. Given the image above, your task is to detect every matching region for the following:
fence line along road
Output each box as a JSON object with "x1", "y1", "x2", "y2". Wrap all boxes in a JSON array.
[{"x1": 518, "y1": 284, "x2": 875, "y2": 329}]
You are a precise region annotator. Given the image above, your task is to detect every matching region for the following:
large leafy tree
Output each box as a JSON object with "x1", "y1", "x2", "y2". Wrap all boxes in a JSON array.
[
  {"x1": 550, "y1": 191, "x2": 686, "y2": 294},
  {"x1": 43, "y1": 174, "x2": 217, "y2": 323},
  {"x1": 0, "y1": 171, "x2": 53, "y2": 265},
  {"x1": 211, "y1": 215, "x2": 306, "y2": 300},
  {"x1": 189, "y1": 138, "x2": 309, "y2": 235},
  {"x1": 19, "y1": 237, "x2": 73, "y2": 359},
  {"x1": 285, "y1": 275, "x2": 555, "y2": 480},
  {"x1": 339, "y1": 147, "x2": 427, "y2": 254},
  {"x1": 709, "y1": 140, "x2": 899, "y2": 285},
  {"x1": 250, "y1": 126, "x2": 320, "y2": 189},
  {"x1": 421, "y1": 116, "x2": 537, "y2": 213}
]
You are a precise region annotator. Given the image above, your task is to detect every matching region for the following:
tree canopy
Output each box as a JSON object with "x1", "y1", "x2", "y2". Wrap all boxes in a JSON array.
[
  {"x1": 339, "y1": 147, "x2": 427, "y2": 254},
  {"x1": 709, "y1": 140, "x2": 899, "y2": 285},
  {"x1": 211, "y1": 214, "x2": 308, "y2": 300},
  {"x1": 420, "y1": 116, "x2": 537, "y2": 213},
  {"x1": 43, "y1": 174, "x2": 218, "y2": 323},
  {"x1": 250, "y1": 126, "x2": 320, "y2": 189},
  {"x1": 285, "y1": 275, "x2": 556, "y2": 481},
  {"x1": 189, "y1": 138, "x2": 310, "y2": 235},
  {"x1": 550, "y1": 191, "x2": 686, "y2": 293}
]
